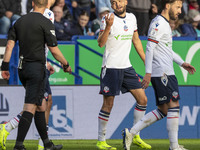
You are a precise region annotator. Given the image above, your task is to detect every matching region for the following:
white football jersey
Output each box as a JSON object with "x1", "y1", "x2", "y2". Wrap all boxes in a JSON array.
[
  {"x1": 100, "y1": 12, "x2": 137, "y2": 69},
  {"x1": 43, "y1": 8, "x2": 54, "y2": 23},
  {"x1": 145, "y1": 15, "x2": 184, "y2": 77},
  {"x1": 43, "y1": 8, "x2": 55, "y2": 58}
]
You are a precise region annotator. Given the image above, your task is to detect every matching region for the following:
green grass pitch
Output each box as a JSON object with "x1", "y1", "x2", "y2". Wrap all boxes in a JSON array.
[{"x1": 6, "y1": 139, "x2": 200, "y2": 150}]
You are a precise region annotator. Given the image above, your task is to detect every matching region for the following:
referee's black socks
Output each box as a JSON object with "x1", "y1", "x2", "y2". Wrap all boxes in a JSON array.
[
  {"x1": 34, "y1": 111, "x2": 50, "y2": 143},
  {"x1": 16, "y1": 111, "x2": 33, "y2": 146}
]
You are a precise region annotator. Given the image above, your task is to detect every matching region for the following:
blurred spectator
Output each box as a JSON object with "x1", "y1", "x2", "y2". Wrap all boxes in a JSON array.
[
  {"x1": 70, "y1": 10, "x2": 94, "y2": 36},
  {"x1": 149, "y1": 0, "x2": 161, "y2": 21},
  {"x1": 91, "y1": 7, "x2": 110, "y2": 35},
  {"x1": 126, "y1": 0, "x2": 151, "y2": 36},
  {"x1": 188, "y1": 0, "x2": 199, "y2": 10},
  {"x1": 169, "y1": 19, "x2": 183, "y2": 37},
  {"x1": 0, "y1": 0, "x2": 22, "y2": 34},
  {"x1": 52, "y1": 6, "x2": 72, "y2": 40},
  {"x1": 52, "y1": 0, "x2": 73, "y2": 21},
  {"x1": 95, "y1": 0, "x2": 113, "y2": 18},
  {"x1": 0, "y1": 0, "x2": 7, "y2": 34},
  {"x1": 179, "y1": 0, "x2": 188, "y2": 19},
  {"x1": 180, "y1": 9, "x2": 200, "y2": 37},
  {"x1": 20, "y1": 0, "x2": 32, "y2": 16},
  {"x1": 90, "y1": 0, "x2": 96, "y2": 21},
  {"x1": 71, "y1": 0, "x2": 91, "y2": 21}
]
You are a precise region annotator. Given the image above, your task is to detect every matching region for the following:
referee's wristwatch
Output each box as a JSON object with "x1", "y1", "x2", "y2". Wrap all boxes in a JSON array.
[{"x1": 63, "y1": 62, "x2": 69, "y2": 71}]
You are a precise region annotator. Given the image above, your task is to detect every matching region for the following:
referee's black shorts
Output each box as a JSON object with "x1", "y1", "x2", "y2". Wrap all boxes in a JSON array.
[{"x1": 18, "y1": 62, "x2": 46, "y2": 106}]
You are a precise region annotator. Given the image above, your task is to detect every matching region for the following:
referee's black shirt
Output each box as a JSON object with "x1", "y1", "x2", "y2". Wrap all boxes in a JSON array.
[{"x1": 8, "y1": 12, "x2": 58, "y2": 64}]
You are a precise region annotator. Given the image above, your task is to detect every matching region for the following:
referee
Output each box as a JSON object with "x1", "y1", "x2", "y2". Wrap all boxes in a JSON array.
[{"x1": 0, "y1": 0, "x2": 71, "y2": 149}]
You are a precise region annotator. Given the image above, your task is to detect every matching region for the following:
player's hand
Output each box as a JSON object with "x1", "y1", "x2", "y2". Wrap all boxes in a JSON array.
[
  {"x1": 1, "y1": 71, "x2": 10, "y2": 80},
  {"x1": 105, "y1": 13, "x2": 114, "y2": 28},
  {"x1": 49, "y1": 65, "x2": 55, "y2": 75},
  {"x1": 182, "y1": 62, "x2": 196, "y2": 74},
  {"x1": 47, "y1": 62, "x2": 55, "y2": 75},
  {"x1": 141, "y1": 73, "x2": 151, "y2": 89}
]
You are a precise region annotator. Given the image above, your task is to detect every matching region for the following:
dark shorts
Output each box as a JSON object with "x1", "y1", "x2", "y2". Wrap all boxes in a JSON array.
[
  {"x1": 44, "y1": 69, "x2": 52, "y2": 101},
  {"x1": 100, "y1": 67, "x2": 142, "y2": 96},
  {"x1": 18, "y1": 62, "x2": 46, "y2": 106},
  {"x1": 151, "y1": 75, "x2": 180, "y2": 106}
]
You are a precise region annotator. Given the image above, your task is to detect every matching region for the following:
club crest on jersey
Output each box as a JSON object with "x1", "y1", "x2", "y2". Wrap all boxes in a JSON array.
[
  {"x1": 124, "y1": 25, "x2": 128, "y2": 31},
  {"x1": 161, "y1": 74, "x2": 168, "y2": 86},
  {"x1": 103, "y1": 86, "x2": 110, "y2": 93}
]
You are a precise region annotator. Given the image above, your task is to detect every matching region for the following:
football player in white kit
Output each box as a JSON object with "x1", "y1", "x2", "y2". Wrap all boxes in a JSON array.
[
  {"x1": 96, "y1": 0, "x2": 151, "y2": 149},
  {"x1": 123, "y1": 0, "x2": 196, "y2": 150},
  {"x1": 0, "y1": 0, "x2": 63, "y2": 150}
]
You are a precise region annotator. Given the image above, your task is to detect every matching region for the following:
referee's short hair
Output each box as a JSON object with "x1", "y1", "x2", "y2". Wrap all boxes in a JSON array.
[
  {"x1": 33, "y1": 0, "x2": 48, "y2": 8},
  {"x1": 161, "y1": 0, "x2": 183, "y2": 10}
]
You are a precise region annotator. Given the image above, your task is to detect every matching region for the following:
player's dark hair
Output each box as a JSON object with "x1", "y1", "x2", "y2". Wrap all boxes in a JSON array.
[
  {"x1": 33, "y1": 0, "x2": 48, "y2": 8},
  {"x1": 161, "y1": 0, "x2": 183, "y2": 10}
]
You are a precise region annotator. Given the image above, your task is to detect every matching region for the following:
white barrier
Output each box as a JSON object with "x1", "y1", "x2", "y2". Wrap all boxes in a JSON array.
[
  {"x1": 1, "y1": 86, "x2": 200, "y2": 140},
  {"x1": 0, "y1": 86, "x2": 135, "y2": 140}
]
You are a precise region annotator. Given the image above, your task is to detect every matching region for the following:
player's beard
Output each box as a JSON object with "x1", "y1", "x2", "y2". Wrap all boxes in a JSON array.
[
  {"x1": 169, "y1": 8, "x2": 178, "y2": 20},
  {"x1": 115, "y1": 6, "x2": 126, "y2": 16}
]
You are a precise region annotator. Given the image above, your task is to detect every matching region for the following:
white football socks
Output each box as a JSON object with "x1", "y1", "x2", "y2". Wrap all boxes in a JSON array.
[
  {"x1": 5, "y1": 113, "x2": 22, "y2": 132},
  {"x1": 167, "y1": 107, "x2": 180, "y2": 149},
  {"x1": 98, "y1": 110, "x2": 110, "y2": 141},
  {"x1": 130, "y1": 109, "x2": 165, "y2": 135},
  {"x1": 133, "y1": 103, "x2": 147, "y2": 135}
]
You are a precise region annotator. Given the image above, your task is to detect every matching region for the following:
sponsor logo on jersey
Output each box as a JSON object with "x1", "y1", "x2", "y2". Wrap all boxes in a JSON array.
[
  {"x1": 114, "y1": 35, "x2": 120, "y2": 40},
  {"x1": 48, "y1": 12, "x2": 51, "y2": 17},
  {"x1": 156, "y1": 23, "x2": 159, "y2": 27}
]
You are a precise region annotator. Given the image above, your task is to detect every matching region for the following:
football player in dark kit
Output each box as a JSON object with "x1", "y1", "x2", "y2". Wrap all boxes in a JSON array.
[{"x1": 0, "y1": 0, "x2": 72, "y2": 149}]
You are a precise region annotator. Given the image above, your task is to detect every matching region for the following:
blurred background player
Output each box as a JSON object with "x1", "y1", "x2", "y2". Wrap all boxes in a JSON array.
[
  {"x1": 96, "y1": 0, "x2": 151, "y2": 149},
  {"x1": 0, "y1": 0, "x2": 63, "y2": 150},
  {"x1": 122, "y1": 0, "x2": 196, "y2": 150}
]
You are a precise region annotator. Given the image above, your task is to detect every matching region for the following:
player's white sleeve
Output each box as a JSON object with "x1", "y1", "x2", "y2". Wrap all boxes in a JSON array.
[
  {"x1": 131, "y1": 13, "x2": 137, "y2": 31},
  {"x1": 172, "y1": 51, "x2": 184, "y2": 66},
  {"x1": 145, "y1": 41, "x2": 157, "y2": 74}
]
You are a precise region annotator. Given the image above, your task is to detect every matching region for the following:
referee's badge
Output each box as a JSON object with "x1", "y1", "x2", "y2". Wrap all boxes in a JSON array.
[{"x1": 161, "y1": 74, "x2": 168, "y2": 86}]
